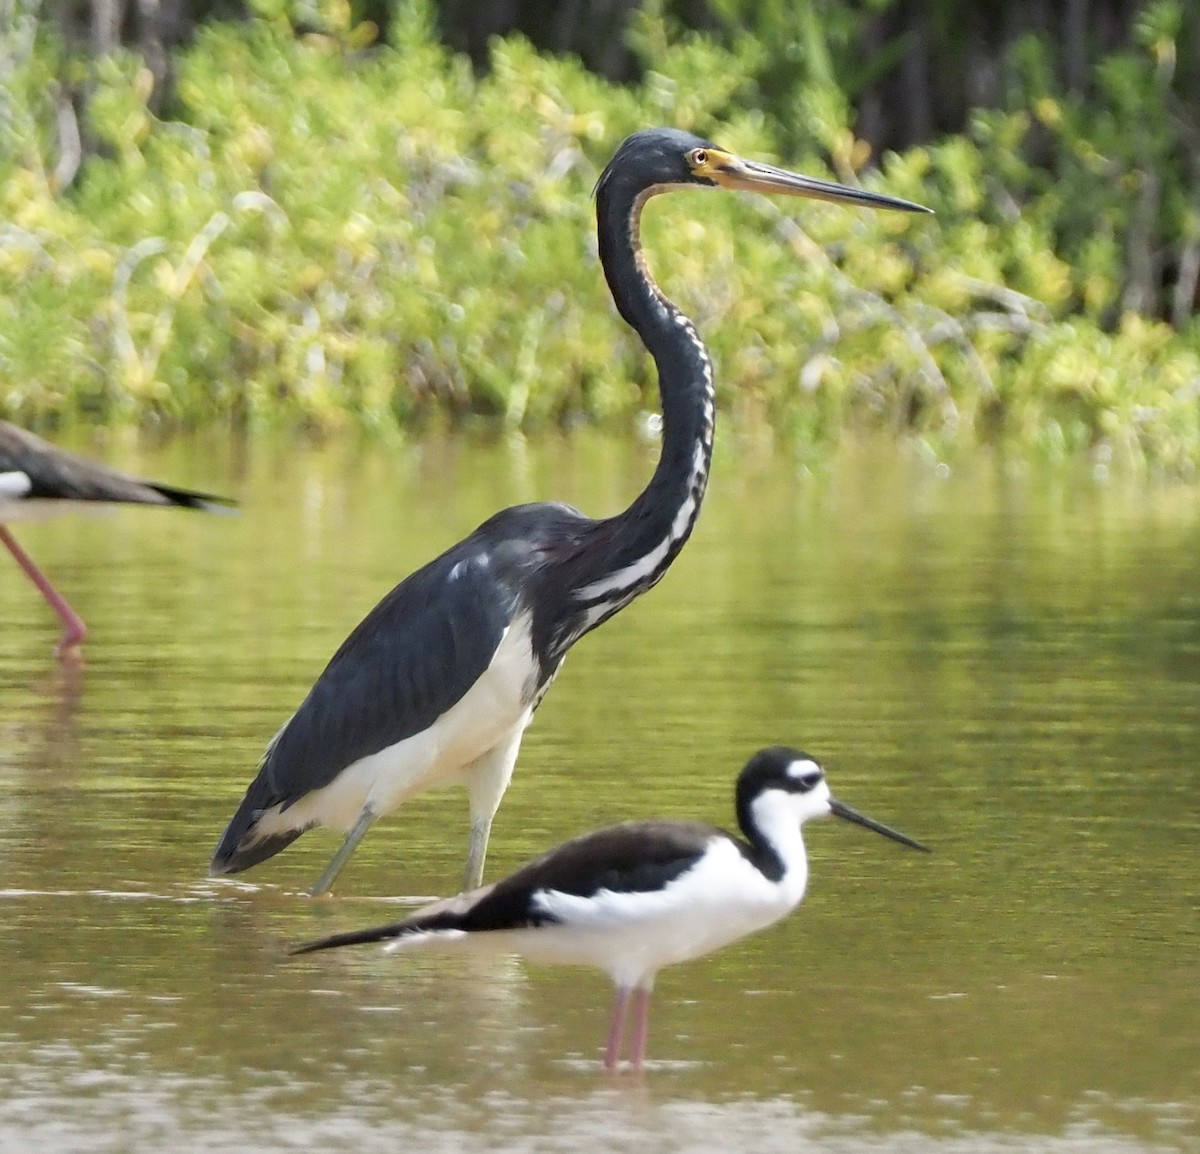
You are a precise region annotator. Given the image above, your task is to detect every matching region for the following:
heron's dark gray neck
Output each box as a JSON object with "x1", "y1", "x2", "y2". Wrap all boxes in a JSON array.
[{"x1": 555, "y1": 182, "x2": 714, "y2": 648}]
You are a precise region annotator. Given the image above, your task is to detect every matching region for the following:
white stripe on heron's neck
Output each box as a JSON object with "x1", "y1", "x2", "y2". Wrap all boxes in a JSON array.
[{"x1": 573, "y1": 440, "x2": 708, "y2": 603}]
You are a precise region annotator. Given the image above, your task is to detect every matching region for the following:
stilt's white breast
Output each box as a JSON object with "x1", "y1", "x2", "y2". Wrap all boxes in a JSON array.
[
  {"x1": 0, "y1": 471, "x2": 31, "y2": 501},
  {"x1": 0, "y1": 471, "x2": 75, "y2": 523},
  {"x1": 0, "y1": 471, "x2": 124, "y2": 524}
]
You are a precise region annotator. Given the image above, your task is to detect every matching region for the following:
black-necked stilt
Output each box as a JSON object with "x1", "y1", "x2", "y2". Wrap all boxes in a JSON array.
[
  {"x1": 0, "y1": 421, "x2": 234, "y2": 657},
  {"x1": 210, "y1": 129, "x2": 931, "y2": 897},
  {"x1": 291, "y1": 746, "x2": 930, "y2": 1070}
]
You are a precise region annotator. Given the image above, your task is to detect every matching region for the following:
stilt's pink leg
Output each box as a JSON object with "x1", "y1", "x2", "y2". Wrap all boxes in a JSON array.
[
  {"x1": 604, "y1": 986, "x2": 632, "y2": 1071},
  {"x1": 1, "y1": 526, "x2": 88, "y2": 655},
  {"x1": 628, "y1": 986, "x2": 652, "y2": 1071}
]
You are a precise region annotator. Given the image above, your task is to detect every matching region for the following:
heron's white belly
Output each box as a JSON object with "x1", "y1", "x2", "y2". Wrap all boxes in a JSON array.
[{"x1": 270, "y1": 611, "x2": 539, "y2": 833}]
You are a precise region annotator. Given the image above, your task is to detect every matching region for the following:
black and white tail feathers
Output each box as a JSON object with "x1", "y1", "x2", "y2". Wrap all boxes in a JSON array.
[
  {"x1": 290, "y1": 891, "x2": 482, "y2": 956},
  {"x1": 142, "y1": 481, "x2": 236, "y2": 514}
]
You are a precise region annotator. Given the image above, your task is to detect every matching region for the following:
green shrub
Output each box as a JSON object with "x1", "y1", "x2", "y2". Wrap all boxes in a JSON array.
[{"x1": 1, "y1": 4, "x2": 1198, "y2": 473}]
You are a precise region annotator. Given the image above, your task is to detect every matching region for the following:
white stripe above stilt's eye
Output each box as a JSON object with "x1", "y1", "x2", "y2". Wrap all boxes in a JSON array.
[
  {"x1": 786, "y1": 759, "x2": 822, "y2": 781},
  {"x1": 0, "y1": 471, "x2": 33, "y2": 499}
]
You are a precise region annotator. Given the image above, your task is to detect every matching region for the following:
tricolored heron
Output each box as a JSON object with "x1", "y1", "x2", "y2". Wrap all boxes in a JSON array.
[
  {"x1": 211, "y1": 128, "x2": 931, "y2": 896},
  {"x1": 292, "y1": 746, "x2": 930, "y2": 1071},
  {"x1": 0, "y1": 420, "x2": 234, "y2": 657}
]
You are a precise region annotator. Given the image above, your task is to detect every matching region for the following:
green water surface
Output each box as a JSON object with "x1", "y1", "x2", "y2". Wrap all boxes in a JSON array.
[{"x1": 0, "y1": 431, "x2": 1196, "y2": 1152}]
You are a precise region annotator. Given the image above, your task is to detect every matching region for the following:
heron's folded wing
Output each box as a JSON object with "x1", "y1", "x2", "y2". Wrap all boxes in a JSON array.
[{"x1": 262, "y1": 549, "x2": 522, "y2": 805}]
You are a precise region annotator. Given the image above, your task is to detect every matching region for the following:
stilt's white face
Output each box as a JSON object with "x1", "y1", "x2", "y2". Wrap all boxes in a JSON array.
[{"x1": 746, "y1": 757, "x2": 833, "y2": 838}]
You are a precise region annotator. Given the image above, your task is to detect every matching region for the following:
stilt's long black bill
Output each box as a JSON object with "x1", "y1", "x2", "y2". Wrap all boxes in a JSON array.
[{"x1": 829, "y1": 798, "x2": 930, "y2": 852}]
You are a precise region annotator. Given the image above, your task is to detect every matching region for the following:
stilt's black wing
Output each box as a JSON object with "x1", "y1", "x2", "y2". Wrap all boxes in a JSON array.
[{"x1": 459, "y1": 819, "x2": 721, "y2": 929}]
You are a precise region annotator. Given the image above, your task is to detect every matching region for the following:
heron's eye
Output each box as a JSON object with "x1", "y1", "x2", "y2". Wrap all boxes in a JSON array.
[{"x1": 689, "y1": 148, "x2": 709, "y2": 168}]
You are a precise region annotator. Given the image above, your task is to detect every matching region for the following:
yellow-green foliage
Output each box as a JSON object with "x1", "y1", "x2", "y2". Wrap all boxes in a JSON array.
[{"x1": 1, "y1": 5, "x2": 1199, "y2": 473}]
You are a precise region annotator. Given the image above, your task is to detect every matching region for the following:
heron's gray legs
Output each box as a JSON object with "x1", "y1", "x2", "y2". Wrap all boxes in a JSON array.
[
  {"x1": 464, "y1": 816, "x2": 494, "y2": 894},
  {"x1": 311, "y1": 807, "x2": 377, "y2": 896},
  {"x1": 463, "y1": 726, "x2": 527, "y2": 891},
  {"x1": 1, "y1": 526, "x2": 87, "y2": 655}
]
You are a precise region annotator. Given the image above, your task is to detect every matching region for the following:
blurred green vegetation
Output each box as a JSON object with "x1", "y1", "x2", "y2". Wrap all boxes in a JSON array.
[{"x1": 1, "y1": 0, "x2": 1199, "y2": 471}]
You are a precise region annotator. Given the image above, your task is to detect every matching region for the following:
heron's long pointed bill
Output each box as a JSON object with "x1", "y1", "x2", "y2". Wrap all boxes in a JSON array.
[
  {"x1": 711, "y1": 154, "x2": 932, "y2": 215},
  {"x1": 829, "y1": 798, "x2": 931, "y2": 851}
]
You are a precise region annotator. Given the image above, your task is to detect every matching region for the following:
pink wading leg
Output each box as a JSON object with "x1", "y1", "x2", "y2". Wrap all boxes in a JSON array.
[
  {"x1": 604, "y1": 986, "x2": 632, "y2": 1070},
  {"x1": 0, "y1": 526, "x2": 88, "y2": 656},
  {"x1": 627, "y1": 986, "x2": 652, "y2": 1071}
]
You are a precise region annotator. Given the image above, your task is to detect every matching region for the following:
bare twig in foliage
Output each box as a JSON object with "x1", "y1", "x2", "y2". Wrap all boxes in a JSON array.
[
  {"x1": 52, "y1": 89, "x2": 81, "y2": 194},
  {"x1": 113, "y1": 236, "x2": 170, "y2": 385},
  {"x1": 1122, "y1": 168, "x2": 1161, "y2": 318},
  {"x1": 112, "y1": 194, "x2": 289, "y2": 397},
  {"x1": 772, "y1": 213, "x2": 958, "y2": 435},
  {"x1": 951, "y1": 274, "x2": 1052, "y2": 322}
]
